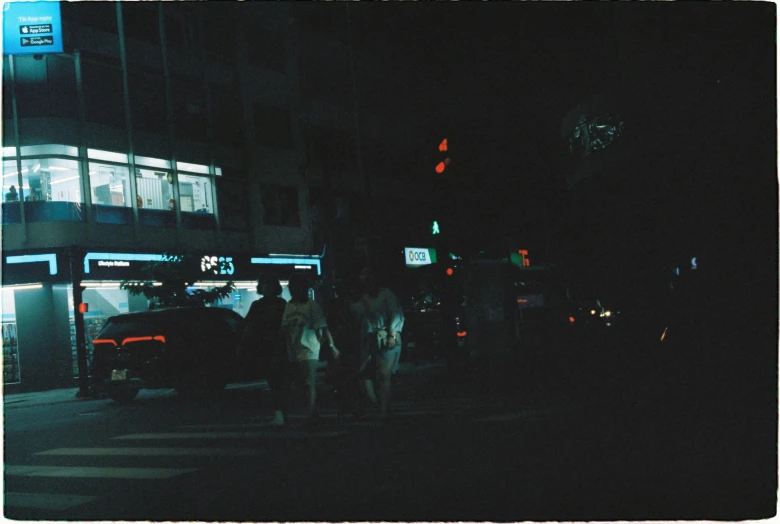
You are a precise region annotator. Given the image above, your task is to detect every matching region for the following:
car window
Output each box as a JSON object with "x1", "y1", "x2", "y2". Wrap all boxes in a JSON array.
[{"x1": 218, "y1": 309, "x2": 244, "y2": 334}]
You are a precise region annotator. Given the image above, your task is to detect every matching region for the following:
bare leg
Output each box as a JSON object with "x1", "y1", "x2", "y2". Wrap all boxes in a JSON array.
[
  {"x1": 363, "y1": 379, "x2": 378, "y2": 407},
  {"x1": 376, "y1": 351, "x2": 400, "y2": 418}
]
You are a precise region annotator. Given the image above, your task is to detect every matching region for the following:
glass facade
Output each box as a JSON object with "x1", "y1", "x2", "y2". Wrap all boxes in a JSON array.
[{"x1": 1, "y1": 144, "x2": 229, "y2": 229}]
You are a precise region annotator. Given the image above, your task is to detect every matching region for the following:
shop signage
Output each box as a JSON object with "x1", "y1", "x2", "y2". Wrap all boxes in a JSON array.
[
  {"x1": 97, "y1": 260, "x2": 130, "y2": 268},
  {"x1": 405, "y1": 248, "x2": 437, "y2": 268},
  {"x1": 2, "y1": 252, "x2": 61, "y2": 285},
  {"x1": 3, "y1": 2, "x2": 63, "y2": 56},
  {"x1": 200, "y1": 256, "x2": 235, "y2": 276}
]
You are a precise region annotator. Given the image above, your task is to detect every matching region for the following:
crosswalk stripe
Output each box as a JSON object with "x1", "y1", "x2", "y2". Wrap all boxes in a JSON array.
[
  {"x1": 112, "y1": 431, "x2": 346, "y2": 440},
  {"x1": 35, "y1": 447, "x2": 265, "y2": 457},
  {"x1": 4, "y1": 492, "x2": 100, "y2": 511},
  {"x1": 473, "y1": 413, "x2": 520, "y2": 422},
  {"x1": 5, "y1": 465, "x2": 198, "y2": 479}
]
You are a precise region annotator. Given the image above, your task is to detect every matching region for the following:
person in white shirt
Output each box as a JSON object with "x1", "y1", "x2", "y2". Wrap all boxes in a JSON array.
[
  {"x1": 350, "y1": 267, "x2": 405, "y2": 420},
  {"x1": 280, "y1": 273, "x2": 339, "y2": 425}
]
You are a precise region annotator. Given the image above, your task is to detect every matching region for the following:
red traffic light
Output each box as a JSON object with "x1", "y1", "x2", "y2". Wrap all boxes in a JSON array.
[
  {"x1": 435, "y1": 158, "x2": 451, "y2": 174},
  {"x1": 439, "y1": 138, "x2": 448, "y2": 152},
  {"x1": 446, "y1": 267, "x2": 454, "y2": 276}
]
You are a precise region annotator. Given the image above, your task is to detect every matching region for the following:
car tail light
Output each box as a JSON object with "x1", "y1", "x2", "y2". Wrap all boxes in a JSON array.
[
  {"x1": 92, "y1": 338, "x2": 117, "y2": 346},
  {"x1": 121, "y1": 335, "x2": 166, "y2": 345}
]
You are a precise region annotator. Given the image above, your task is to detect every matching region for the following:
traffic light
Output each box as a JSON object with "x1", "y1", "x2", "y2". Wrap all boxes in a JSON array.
[
  {"x1": 432, "y1": 220, "x2": 440, "y2": 235},
  {"x1": 435, "y1": 138, "x2": 451, "y2": 174},
  {"x1": 446, "y1": 267, "x2": 454, "y2": 276},
  {"x1": 519, "y1": 249, "x2": 530, "y2": 267}
]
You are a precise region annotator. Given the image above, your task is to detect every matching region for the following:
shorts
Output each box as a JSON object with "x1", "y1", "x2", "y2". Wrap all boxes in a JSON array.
[{"x1": 291, "y1": 359, "x2": 318, "y2": 387}]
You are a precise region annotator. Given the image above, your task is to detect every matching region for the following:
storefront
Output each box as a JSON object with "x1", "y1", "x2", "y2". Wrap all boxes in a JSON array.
[{"x1": 1, "y1": 248, "x2": 323, "y2": 393}]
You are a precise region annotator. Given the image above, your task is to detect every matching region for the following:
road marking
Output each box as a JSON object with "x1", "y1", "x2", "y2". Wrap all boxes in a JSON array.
[
  {"x1": 473, "y1": 413, "x2": 520, "y2": 422},
  {"x1": 225, "y1": 380, "x2": 269, "y2": 390},
  {"x1": 113, "y1": 431, "x2": 347, "y2": 440},
  {"x1": 4, "y1": 492, "x2": 100, "y2": 511},
  {"x1": 36, "y1": 447, "x2": 266, "y2": 457},
  {"x1": 5, "y1": 465, "x2": 198, "y2": 479}
]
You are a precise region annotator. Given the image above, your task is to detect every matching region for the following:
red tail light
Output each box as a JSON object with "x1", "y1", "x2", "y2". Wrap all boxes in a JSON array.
[
  {"x1": 121, "y1": 335, "x2": 166, "y2": 345},
  {"x1": 92, "y1": 338, "x2": 117, "y2": 346}
]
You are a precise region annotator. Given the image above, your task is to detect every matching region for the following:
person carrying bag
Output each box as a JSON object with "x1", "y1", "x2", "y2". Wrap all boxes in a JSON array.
[{"x1": 350, "y1": 267, "x2": 404, "y2": 421}]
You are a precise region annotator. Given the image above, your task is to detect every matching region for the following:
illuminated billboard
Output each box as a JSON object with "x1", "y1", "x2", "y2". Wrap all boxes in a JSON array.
[{"x1": 3, "y1": 1, "x2": 63, "y2": 56}]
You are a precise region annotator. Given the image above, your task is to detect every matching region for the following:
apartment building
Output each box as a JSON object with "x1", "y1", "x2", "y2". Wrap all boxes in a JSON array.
[{"x1": 1, "y1": 2, "x2": 434, "y2": 392}]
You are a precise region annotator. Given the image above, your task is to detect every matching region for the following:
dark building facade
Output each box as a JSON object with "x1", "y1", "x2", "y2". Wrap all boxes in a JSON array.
[{"x1": 1, "y1": 3, "x2": 435, "y2": 392}]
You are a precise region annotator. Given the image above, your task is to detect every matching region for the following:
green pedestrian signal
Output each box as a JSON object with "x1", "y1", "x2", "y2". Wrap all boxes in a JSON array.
[{"x1": 432, "y1": 221, "x2": 440, "y2": 235}]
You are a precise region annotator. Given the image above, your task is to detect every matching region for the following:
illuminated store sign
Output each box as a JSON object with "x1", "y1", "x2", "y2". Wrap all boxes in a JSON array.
[
  {"x1": 200, "y1": 256, "x2": 235, "y2": 275},
  {"x1": 3, "y1": 2, "x2": 63, "y2": 56},
  {"x1": 5, "y1": 253, "x2": 58, "y2": 275},
  {"x1": 405, "y1": 248, "x2": 437, "y2": 268},
  {"x1": 97, "y1": 260, "x2": 130, "y2": 268},
  {"x1": 84, "y1": 253, "x2": 164, "y2": 274}
]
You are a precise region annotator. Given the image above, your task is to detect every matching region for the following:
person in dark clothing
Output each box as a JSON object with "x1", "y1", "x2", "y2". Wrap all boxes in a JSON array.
[
  {"x1": 238, "y1": 276, "x2": 288, "y2": 426},
  {"x1": 326, "y1": 277, "x2": 364, "y2": 419},
  {"x1": 5, "y1": 185, "x2": 18, "y2": 202}
]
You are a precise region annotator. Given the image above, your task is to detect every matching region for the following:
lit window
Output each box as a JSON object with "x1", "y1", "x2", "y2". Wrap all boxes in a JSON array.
[
  {"x1": 19, "y1": 144, "x2": 79, "y2": 157},
  {"x1": 21, "y1": 158, "x2": 82, "y2": 203},
  {"x1": 87, "y1": 149, "x2": 129, "y2": 163},
  {"x1": 178, "y1": 173, "x2": 212, "y2": 214},
  {"x1": 2, "y1": 147, "x2": 17, "y2": 157},
  {"x1": 3, "y1": 160, "x2": 22, "y2": 203},
  {"x1": 134, "y1": 155, "x2": 171, "y2": 170},
  {"x1": 89, "y1": 163, "x2": 131, "y2": 207},
  {"x1": 215, "y1": 167, "x2": 222, "y2": 177},
  {"x1": 135, "y1": 167, "x2": 174, "y2": 211},
  {"x1": 176, "y1": 161, "x2": 210, "y2": 175}
]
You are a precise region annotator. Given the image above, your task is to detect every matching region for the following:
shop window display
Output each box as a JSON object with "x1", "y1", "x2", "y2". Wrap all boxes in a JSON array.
[
  {"x1": 2, "y1": 289, "x2": 21, "y2": 384},
  {"x1": 2, "y1": 323, "x2": 21, "y2": 384}
]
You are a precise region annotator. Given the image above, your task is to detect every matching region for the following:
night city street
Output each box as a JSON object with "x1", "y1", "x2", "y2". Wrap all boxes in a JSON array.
[
  {"x1": 2, "y1": 1, "x2": 777, "y2": 522},
  {"x1": 4, "y1": 331, "x2": 777, "y2": 521}
]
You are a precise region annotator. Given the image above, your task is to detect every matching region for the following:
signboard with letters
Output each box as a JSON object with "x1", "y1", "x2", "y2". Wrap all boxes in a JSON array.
[
  {"x1": 404, "y1": 248, "x2": 437, "y2": 268},
  {"x1": 3, "y1": 2, "x2": 63, "y2": 55}
]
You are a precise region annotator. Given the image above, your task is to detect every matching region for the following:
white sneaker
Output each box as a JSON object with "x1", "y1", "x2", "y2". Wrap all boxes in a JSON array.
[{"x1": 270, "y1": 410, "x2": 285, "y2": 426}]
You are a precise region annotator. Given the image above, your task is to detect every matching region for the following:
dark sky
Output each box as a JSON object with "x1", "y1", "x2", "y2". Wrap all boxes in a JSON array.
[
  {"x1": 351, "y1": 3, "x2": 774, "y2": 150},
  {"x1": 346, "y1": 2, "x2": 776, "y2": 296}
]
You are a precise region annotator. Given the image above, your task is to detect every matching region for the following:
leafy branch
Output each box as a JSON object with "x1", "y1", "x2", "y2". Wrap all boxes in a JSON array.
[{"x1": 120, "y1": 253, "x2": 235, "y2": 309}]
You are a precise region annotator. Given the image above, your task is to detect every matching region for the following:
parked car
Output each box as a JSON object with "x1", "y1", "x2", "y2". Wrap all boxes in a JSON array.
[
  {"x1": 90, "y1": 306, "x2": 245, "y2": 403},
  {"x1": 403, "y1": 302, "x2": 467, "y2": 364}
]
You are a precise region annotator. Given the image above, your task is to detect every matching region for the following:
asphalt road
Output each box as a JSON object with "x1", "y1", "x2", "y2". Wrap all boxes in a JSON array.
[{"x1": 4, "y1": 337, "x2": 776, "y2": 522}]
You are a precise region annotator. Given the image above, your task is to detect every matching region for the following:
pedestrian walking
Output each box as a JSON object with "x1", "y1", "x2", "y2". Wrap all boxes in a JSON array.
[
  {"x1": 280, "y1": 273, "x2": 339, "y2": 426},
  {"x1": 350, "y1": 267, "x2": 405, "y2": 421},
  {"x1": 237, "y1": 276, "x2": 288, "y2": 426},
  {"x1": 326, "y1": 276, "x2": 365, "y2": 419}
]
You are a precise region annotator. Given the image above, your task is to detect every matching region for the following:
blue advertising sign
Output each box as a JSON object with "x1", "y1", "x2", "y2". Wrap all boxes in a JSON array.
[{"x1": 3, "y1": 1, "x2": 63, "y2": 55}]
